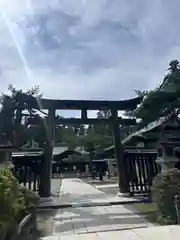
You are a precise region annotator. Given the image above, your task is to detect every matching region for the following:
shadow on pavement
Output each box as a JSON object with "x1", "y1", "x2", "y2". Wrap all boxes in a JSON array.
[{"x1": 54, "y1": 205, "x2": 152, "y2": 234}]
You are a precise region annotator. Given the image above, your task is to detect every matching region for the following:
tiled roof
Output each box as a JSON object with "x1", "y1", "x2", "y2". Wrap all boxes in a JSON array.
[{"x1": 105, "y1": 115, "x2": 180, "y2": 152}]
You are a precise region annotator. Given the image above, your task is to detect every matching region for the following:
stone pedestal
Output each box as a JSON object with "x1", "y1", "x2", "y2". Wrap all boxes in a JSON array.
[
  {"x1": 107, "y1": 159, "x2": 113, "y2": 178},
  {"x1": 85, "y1": 164, "x2": 89, "y2": 173},
  {"x1": 0, "y1": 151, "x2": 13, "y2": 169},
  {"x1": 39, "y1": 196, "x2": 53, "y2": 204},
  {"x1": 117, "y1": 192, "x2": 131, "y2": 197}
]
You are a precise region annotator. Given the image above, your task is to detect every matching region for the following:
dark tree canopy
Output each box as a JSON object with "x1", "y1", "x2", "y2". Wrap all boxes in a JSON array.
[
  {"x1": 135, "y1": 60, "x2": 180, "y2": 126},
  {"x1": 0, "y1": 84, "x2": 42, "y2": 146}
]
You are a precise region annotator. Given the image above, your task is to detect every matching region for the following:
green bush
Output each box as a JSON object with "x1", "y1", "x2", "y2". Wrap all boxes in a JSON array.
[
  {"x1": 151, "y1": 168, "x2": 180, "y2": 225},
  {"x1": 0, "y1": 168, "x2": 40, "y2": 238},
  {"x1": 20, "y1": 184, "x2": 40, "y2": 210}
]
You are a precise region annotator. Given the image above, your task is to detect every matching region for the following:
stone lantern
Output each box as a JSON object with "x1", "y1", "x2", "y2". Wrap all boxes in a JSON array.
[
  {"x1": 0, "y1": 146, "x2": 17, "y2": 169},
  {"x1": 0, "y1": 134, "x2": 18, "y2": 169},
  {"x1": 156, "y1": 140, "x2": 180, "y2": 171}
]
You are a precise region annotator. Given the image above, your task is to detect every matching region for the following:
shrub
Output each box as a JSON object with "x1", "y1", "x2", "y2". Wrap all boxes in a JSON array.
[
  {"x1": 0, "y1": 168, "x2": 40, "y2": 238},
  {"x1": 20, "y1": 185, "x2": 40, "y2": 210},
  {"x1": 151, "y1": 168, "x2": 180, "y2": 225}
]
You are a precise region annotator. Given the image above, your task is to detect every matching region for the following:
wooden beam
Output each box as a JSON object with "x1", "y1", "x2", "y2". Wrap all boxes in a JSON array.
[
  {"x1": 55, "y1": 118, "x2": 136, "y2": 125},
  {"x1": 27, "y1": 116, "x2": 137, "y2": 127},
  {"x1": 26, "y1": 96, "x2": 143, "y2": 110}
]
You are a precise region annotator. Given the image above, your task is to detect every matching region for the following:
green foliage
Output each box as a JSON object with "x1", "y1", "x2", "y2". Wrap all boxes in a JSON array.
[
  {"x1": 134, "y1": 90, "x2": 149, "y2": 97},
  {"x1": 0, "y1": 168, "x2": 25, "y2": 236},
  {"x1": 20, "y1": 185, "x2": 40, "y2": 210},
  {"x1": 50, "y1": 111, "x2": 114, "y2": 153},
  {"x1": 0, "y1": 168, "x2": 40, "y2": 237},
  {"x1": 79, "y1": 125, "x2": 113, "y2": 154},
  {"x1": 135, "y1": 60, "x2": 180, "y2": 125},
  {"x1": 0, "y1": 84, "x2": 41, "y2": 146},
  {"x1": 124, "y1": 90, "x2": 148, "y2": 118},
  {"x1": 133, "y1": 202, "x2": 158, "y2": 224},
  {"x1": 61, "y1": 126, "x2": 79, "y2": 150},
  {"x1": 151, "y1": 168, "x2": 180, "y2": 225},
  {"x1": 27, "y1": 122, "x2": 48, "y2": 148}
]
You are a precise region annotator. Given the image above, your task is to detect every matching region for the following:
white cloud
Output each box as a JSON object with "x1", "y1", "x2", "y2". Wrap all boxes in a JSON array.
[{"x1": 0, "y1": 0, "x2": 180, "y2": 118}]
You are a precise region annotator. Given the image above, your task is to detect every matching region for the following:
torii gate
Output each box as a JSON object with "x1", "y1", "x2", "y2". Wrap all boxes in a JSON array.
[{"x1": 27, "y1": 97, "x2": 142, "y2": 198}]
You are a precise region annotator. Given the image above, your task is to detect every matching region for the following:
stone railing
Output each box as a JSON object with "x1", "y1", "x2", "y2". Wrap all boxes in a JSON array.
[{"x1": 4, "y1": 210, "x2": 37, "y2": 240}]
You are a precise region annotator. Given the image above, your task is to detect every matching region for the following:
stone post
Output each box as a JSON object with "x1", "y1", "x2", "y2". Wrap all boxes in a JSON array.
[
  {"x1": 85, "y1": 164, "x2": 89, "y2": 174},
  {"x1": 107, "y1": 158, "x2": 114, "y2": 178},
  {"x1": 0, "y1": 151, "x2": 12, "y2": 169},
  {"x1": 0, "y1": 134, "x2": 14, "y2": 170}
]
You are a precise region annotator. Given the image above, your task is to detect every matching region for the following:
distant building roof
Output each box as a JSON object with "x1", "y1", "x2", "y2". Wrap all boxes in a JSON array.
[
  {"x1": 0, "y1": 146, "x2": 20, "y2": 152},
  {"x1": 124, "y1": 148, "x2": 156, "y2": 154},
  {"x1": 75, "y1": 146, "x2": 88, "y2": 155},
  {"x1": 53, "y1": 146, "x2": 68, "y2": 155},
  {"x1": 95, "y1": 148, "x2": 156, "y2": 161},
  {"x1": 12, "y1": 145, "x2": 88, "y2": 159},
  {"x1": 53, "y1": 146, "x2": 88, "y2": 155},
  {"x1": 12, "y1": 151, "x2": 43, "y2": 157},
  {"x1": 122, "y1": 114, "x2": 180, "y2": 145},
  {"x1": 121, "y1": 117, "x2": 166, "y2": 145}
]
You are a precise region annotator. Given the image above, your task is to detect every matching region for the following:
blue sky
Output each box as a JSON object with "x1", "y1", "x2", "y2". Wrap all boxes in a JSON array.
[{"x1": 1, "y1": 1, "x2": 180, "y2": 117}]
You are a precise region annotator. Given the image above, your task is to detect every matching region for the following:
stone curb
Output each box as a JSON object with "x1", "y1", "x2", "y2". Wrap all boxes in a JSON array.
[{"x1": 37, "y1": 198, "x2": 151, "y2": 210}]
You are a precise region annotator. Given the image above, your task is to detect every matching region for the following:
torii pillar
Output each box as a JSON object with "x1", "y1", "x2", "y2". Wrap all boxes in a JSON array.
[
  {"x1": 111, "y1": 109, "x2": 129, "y2": 196},
  {"x1": 39, "y1": 108, "x2": 55, "y2": 199}
]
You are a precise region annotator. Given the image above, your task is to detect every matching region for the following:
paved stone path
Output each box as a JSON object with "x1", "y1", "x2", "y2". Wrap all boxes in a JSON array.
[
  {"x1": 39, "y1": 178, "x2": 180, "y2": 239},
  {"x1": 39, "y1": 178, "x2": 156, "y2": 239},
  {"x1": 51, "y1": 178, "x2": 62, "y2": 199},
  {"x1": 54, "y1": 178, "x2": 144, "y2": 205},
  {"x1": 41, "y1": 225, "x2": 180, "y2": 240},
  {"x1": 39, "y1": 178, "x2": 147, "y2": 209}
]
